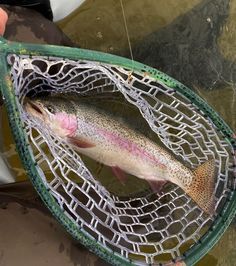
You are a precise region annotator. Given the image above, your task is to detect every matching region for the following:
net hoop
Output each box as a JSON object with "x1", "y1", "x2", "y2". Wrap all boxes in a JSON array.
[{"x1": 0, "y1": 37, "x2": 235, "y2": 266}]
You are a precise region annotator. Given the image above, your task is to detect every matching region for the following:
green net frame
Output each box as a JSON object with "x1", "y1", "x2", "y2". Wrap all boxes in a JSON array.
[{"x1": 0, "y1": 37, "x2": 235, "y2": 266}]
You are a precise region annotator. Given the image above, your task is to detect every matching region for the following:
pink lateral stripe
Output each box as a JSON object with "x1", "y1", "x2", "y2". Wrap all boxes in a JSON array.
[{"x1": 97, "y1": 127, "x2": 166, "y2": 169}]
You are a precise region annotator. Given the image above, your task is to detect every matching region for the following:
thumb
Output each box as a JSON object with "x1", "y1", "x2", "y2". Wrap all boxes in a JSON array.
[{"x1": 0, "y1": 8, "x2": 8, "y2": 36}]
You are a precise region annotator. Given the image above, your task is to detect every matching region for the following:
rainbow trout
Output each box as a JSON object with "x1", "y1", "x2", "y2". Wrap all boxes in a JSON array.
[{"x1": 25, "y1": 97, "x2": 215, "y2": 214}]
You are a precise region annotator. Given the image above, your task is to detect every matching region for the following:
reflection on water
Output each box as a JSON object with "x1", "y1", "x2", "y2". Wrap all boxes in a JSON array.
[
  {"x1": 1, "y1": 0, "x2": 236, "y2": 265},
  {"x1": 57, "y1": 1, "x2": 236, "y2": 125},
  {"x1": 58, "y1": 0, "x2": 202, "y2": 54}
]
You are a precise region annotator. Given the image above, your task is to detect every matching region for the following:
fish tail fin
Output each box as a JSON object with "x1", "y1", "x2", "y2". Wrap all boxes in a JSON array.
[{"x1": 186, "y1": 159, "x2": 216, "y2": 215}]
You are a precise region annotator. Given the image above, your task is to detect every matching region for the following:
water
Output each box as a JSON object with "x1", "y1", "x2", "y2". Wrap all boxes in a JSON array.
[
  {"x1": 1, "y1": 0, "x2": 236, "y2": 265},
  {"x1": 58, "y1": 1, "x2": 236, "y2": 265},
  {"x1": 58, "y1": 0, "x2": 235, "y2": 128}
]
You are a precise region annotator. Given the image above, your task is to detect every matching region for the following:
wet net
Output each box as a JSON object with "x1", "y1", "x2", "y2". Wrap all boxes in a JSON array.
[{"x1": 1, "y1": 40, "x2": 236, "y2": 266}]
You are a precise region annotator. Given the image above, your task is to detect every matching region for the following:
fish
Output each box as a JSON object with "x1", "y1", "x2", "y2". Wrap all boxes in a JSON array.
[{"x1": 25, "y1": 96, "x2": 216, "y2": 214}]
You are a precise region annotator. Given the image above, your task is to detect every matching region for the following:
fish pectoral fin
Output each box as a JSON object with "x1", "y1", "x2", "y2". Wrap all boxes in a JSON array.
[
  {"x1": 147, "y1": 180, "x2": 167, "y2": 194},
  {"x1": 111, "y1": 166, "x2": 127, "y2": 185},
  {"x1": 67, "y1": 136, "x2": 96, "y2": 148}
]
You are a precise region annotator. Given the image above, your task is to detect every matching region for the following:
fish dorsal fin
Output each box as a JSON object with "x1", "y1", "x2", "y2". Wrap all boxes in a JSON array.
[
  {"x1": 186, "y1": 159, "x2": 216, "y2": 215},
  {"x1": 68, "y1": 136, "x2": 96, "y2": 148}
]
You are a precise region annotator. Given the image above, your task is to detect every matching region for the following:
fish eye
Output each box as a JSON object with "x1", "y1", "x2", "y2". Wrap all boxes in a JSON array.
[{"x1": 46, "y1": 105, "x2": 55, "y2": 114}]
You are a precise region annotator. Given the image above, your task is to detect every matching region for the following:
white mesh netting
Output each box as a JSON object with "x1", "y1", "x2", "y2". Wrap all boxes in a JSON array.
[{"x1": 7, "y1": 54, "x2": 235, "y2": 265}]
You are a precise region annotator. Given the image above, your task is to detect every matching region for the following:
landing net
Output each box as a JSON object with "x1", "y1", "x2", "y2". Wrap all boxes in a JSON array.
[{"x1": 1, "y1": 42, "x2": 236, "y2": 266}]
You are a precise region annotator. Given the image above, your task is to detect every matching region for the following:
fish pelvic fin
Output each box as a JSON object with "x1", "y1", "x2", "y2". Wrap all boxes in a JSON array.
[
  {"x1": 111, "y1": 166, "x2": 127, "y2": 184},
  {"x1": 185, "y1": 159, "x2": 216, "y2": 215},
  {"x1": 147, "y1": 180, "x2": 168, "y2": 194}
]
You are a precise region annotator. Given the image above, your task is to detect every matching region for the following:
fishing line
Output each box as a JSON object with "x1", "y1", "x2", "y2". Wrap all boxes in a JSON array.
[{"x1": 119, "y1": 0, "x2": 134, "y2": 72}]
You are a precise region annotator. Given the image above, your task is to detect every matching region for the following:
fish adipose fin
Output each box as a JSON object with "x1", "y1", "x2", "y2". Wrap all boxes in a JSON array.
[
  {"x1": 186, "y1": 159, "x2": 216, "y2": 215},
  {"x1": 68, "y1": 136, "x2": 96, "y2": 148}
]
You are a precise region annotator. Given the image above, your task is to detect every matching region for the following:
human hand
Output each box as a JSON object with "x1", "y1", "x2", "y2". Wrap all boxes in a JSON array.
[{"x1": 0, "y1": 8, "x2": 8, "y2": 35}]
